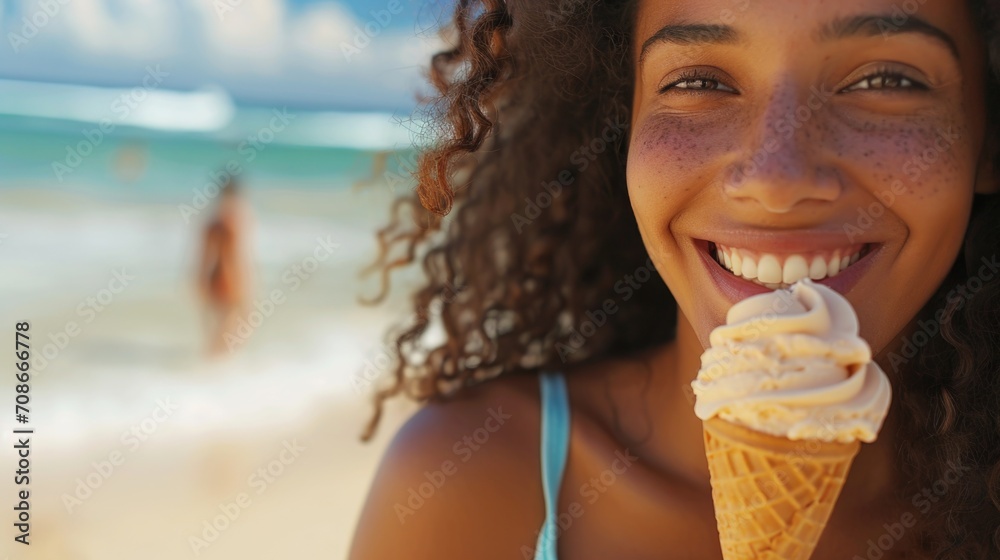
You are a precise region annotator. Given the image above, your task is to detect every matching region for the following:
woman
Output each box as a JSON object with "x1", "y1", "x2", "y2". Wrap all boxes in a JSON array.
[
  {"x1": 197, "y1": 179, "x2": 252, "y2": 356},
  {"x1": 350, "y1": 0, "x2": 1000, "y2": 558}
]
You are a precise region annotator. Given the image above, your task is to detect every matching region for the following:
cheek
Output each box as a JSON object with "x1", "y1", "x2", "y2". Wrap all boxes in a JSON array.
[
  {"x1": 626, "y1": 112, "x2": 742, "y2": 224},
  {"x1": 831, "y1": 114, "x2": 974, "y2": 252},
  {"x1": 829, "y1": 114, "x2": 976, "y2": 349},
  {"x1": 625, "y1": 112, "x2": 742, "y2": 332}
]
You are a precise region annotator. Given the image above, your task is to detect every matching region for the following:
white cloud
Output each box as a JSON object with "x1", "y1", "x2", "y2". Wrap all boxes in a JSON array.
[
  {"x1": 0, "y1": 0, "x2": 445, "y2": 110},
  {"x1": 60, "y1": 0, "x2": 177, "y2": 59},
  {"x1": 188, "y1": 0, "x2": 287, "y2": 74},
  {"x1": 288, "y1": 2, "x2": 356, "y2": 69}
]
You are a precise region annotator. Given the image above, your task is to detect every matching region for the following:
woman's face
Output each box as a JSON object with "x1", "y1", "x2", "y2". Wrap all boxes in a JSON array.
[{"x1": 627, "y1": 0, "x2": 994, "y2": 352}]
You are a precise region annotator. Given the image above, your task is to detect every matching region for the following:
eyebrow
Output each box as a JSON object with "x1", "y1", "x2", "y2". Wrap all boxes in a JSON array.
[
  {"x1": 639, "y1": 13, "x2": 960, "y2": 66},
  {"x1": 816, "y1": 14, "x2": 960, "y2": 61},
  {"x1": 639, "y1": 23, "x2": 739, "y2": 64}
]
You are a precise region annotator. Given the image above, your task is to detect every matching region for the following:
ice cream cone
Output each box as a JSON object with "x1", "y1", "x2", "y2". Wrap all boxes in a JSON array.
[{"x1": 702, "y1": 417, "x2": 860, "y2": 560}]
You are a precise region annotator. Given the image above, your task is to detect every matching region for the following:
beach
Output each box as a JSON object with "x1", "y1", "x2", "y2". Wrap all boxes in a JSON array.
[{"x1": 0, "y1": 170, "x2": 421, "y2": 558}]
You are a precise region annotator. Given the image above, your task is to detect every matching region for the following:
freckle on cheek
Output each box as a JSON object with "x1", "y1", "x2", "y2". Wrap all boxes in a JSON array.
[
  {"x1": 831, "y1": 111, "x2": 973, "y2": 204},
  {"x1": 636, "y1": 113, "x2": 743, "y2": 171}
]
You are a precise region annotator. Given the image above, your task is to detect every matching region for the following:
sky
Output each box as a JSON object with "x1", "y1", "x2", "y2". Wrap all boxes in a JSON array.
[{"x1": 0, "y1": 0, "x2": 451, "y2": 112}]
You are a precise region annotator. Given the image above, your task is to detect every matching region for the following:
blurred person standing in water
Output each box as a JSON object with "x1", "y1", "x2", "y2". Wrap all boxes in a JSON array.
[{"x1": 197, "y1": 178, "x2": 253, "y2": 356}]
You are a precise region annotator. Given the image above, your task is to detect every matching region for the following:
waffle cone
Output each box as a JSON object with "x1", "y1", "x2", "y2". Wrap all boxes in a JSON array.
[{"x1": 702, "y1": 417, "x2": 860, "y2": 560}]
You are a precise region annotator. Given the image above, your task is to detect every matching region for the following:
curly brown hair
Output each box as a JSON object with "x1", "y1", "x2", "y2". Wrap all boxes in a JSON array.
[{"x1": 361, "y1": 0, "x2": 1000, "y2": 557}]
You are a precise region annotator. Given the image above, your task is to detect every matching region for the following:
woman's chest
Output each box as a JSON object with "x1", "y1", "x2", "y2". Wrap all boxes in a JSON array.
[{"x1": 552, "y1": 457, "x2": 912, "y2": 560}]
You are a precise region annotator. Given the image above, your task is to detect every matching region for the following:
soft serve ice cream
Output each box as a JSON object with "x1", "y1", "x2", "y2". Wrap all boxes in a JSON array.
[{"x1": 691, "y1": 278, "x2": 891, "y2": 443}]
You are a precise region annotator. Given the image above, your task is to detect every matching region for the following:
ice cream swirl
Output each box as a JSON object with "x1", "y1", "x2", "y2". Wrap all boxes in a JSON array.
[{"x1": 691, "y1": 279, "x2": 891, "y2": 443}]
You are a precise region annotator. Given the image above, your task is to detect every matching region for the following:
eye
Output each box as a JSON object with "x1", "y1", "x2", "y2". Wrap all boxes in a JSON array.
[
  {"x1": 659, "y1": 69, "x2": 738, "y2": 95},
  {"x1": 841, "y1": 68, "x2": 928, "y2": 93}
]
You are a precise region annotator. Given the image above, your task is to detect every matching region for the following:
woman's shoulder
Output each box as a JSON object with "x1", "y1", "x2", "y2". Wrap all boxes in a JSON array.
[
  {"x1": 349, "y1": 371, "x2": 550, "y2": 560},
  {"x1": 348, "y1": 357, "x2": 653, "y2": 559},
  {"x1": 388, "y1": 370, "x2": 547, "y2": 464}
]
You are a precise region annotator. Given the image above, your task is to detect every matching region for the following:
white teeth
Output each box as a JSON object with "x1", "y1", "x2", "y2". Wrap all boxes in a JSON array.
[
  {"x1": 809, "y1": 256, "x2": 827, "y2": 280},
  {"x1": 730, "y1": 251, "x2": 742, "y2": 276},
  {"x1": 714, "y1": 244, "x2": 866, "y2": 286},
  {"x1": 757, "y1": 254, "x2": 783, "y2": 284},
  {"x1": 828, "y1": 254, "x2": 841, "y2": 276},
  {"x1": 782, "y1": 255, "x2": 809, "y2": 284}
]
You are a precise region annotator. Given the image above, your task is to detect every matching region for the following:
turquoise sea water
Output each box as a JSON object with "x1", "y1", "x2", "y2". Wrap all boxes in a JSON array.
[{"x1": 0, "y1": 108, "x2": 421, "y2": 200}]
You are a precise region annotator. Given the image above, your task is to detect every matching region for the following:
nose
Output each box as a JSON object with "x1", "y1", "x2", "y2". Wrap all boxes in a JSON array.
[{"x1": 722, "y1": 81, "x2": 842, "y2": 214}]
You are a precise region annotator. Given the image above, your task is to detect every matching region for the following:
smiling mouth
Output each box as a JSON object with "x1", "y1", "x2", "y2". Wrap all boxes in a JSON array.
[{"x1": 705, "y1": 241, "x2": 875, "y2": 289}]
